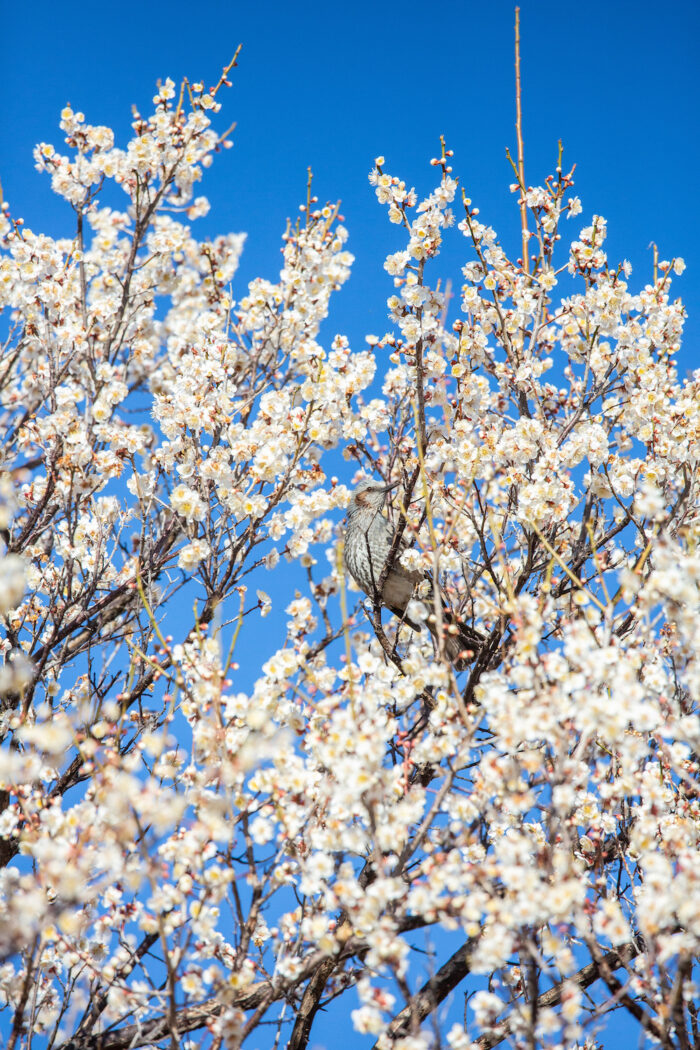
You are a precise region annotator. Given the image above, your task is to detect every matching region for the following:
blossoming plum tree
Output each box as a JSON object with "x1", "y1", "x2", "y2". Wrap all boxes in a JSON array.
[{"x1": 0, "y1": 54, "x2": 698, "y2": 1050}]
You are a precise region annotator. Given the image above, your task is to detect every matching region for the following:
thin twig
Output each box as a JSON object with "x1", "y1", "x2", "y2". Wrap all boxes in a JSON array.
[{"x1": 514, "y1": 7, "x2": 529, "y2": 274}]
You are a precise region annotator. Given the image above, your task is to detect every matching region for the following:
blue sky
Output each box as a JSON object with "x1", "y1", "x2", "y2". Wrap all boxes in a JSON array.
[{"x1": 1, "y1": 3, "x2": 698, "y2": 1047}]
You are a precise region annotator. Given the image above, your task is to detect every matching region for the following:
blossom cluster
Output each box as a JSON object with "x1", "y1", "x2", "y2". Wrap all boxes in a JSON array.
[{"x1": 0, "y1": 69, "x2": 698, "y2": 1050}]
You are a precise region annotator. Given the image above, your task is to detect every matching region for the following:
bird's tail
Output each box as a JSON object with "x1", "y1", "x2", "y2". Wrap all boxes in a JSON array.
[
  {"x1": 386, "y1": 596, "x2": 483, "y2": 670},
  {"x1": 427, "y1": 610, "x2": 483, "y2": 670}
]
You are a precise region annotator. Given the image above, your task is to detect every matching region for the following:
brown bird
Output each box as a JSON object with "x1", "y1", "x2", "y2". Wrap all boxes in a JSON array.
[{"x1": 343, "y1": 478, "x2": 482, "y2": 668}]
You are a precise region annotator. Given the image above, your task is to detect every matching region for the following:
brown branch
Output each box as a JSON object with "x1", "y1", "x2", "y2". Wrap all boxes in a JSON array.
[
  {"x1": 414, "y1": 332, "x2": 428, "y2": 461},
  {"x1": 670, "y1": 952, "x2": 694, "y2": 1050},
  {"x1": 7, "y1": 937, "x2": 39, "y2": 1050},
  {"x1": 287, "y1": 954, "x2": 339, "y2": 1050},
  {"x1": 474, "y1": 940, "x2": 641, "y2": 1049},
  {"x1": 585, "y1": 939, "x2": 670, "y2": 1048},
  {"x1": 60, "y1": 996, "x2": 228, "y2": 1050},
  {"x1": 514, "y1": 7, "x2": 529, "y2": 275},
  {"x1": 287, "y1": 858, "x2": 392, "y2": 1050},
  {"x1": 371, "y1": 938, "x2": 476, "y2": 1048}
]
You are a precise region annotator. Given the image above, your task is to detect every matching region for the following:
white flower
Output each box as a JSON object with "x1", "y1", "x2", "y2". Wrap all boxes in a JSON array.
[
  {"x1": 177, "y1": 539, "x2": 210, "y2": 570},
  {"x1": 171, "y1": 484, "x2": 206, "y2": 522}
]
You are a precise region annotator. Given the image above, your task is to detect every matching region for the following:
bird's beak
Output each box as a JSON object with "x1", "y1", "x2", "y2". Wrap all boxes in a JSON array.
[{"x1": 383, "y1": 480, "x2": 400, "y2": 492}]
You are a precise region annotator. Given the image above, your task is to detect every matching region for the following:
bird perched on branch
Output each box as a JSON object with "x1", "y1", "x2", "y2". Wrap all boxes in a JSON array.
[{"x1": 343, "y1": 478, "x2": 482, "y2": 668}]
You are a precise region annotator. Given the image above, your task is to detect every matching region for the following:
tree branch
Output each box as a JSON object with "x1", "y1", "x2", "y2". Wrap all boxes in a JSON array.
[
  {"x1": 475, "y1": 940, "x2": 641, "y2": 1049},
  {"x1": 372, "y1": 937, "x2": 476, "y2": 1048}
]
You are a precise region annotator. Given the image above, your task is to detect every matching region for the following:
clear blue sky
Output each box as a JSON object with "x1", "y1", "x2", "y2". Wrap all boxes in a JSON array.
[
  {"x1": 1, "y1": 4, "x2": 697, "y2": 1047},
  {"x1": 2, "y1": 0, "x2": 699, "y2": 368}
]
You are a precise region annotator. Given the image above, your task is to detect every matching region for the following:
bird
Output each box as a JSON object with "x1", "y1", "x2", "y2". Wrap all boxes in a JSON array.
[{"x1": 343, "y1": 477, "x2": 482, "y2": 668}]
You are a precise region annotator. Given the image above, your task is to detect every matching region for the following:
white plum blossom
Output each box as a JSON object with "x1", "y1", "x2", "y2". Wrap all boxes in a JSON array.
[{"x1": 177, "y1": 538, "x2": 211, "y2": 570}]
